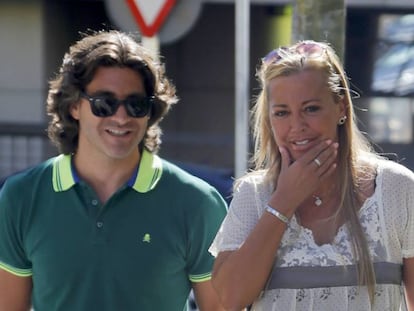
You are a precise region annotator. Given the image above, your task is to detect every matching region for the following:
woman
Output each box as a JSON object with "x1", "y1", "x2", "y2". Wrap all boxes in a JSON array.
[{"x1": 209, "y1": 40, "x2": 414, "y2": 310}]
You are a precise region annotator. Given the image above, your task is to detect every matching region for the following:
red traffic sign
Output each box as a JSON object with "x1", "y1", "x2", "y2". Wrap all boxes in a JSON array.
[{"x1": 125, "y1": 0, "x2": 176, "y2": 37}]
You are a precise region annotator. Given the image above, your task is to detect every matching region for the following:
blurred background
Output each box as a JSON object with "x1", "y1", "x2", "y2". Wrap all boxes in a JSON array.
[
  {"x1": 1, "y1": 0, "x2": 414, "y2": 200},
  {"x1": 1, "y1": 1, "x2": 414, "y2": 310}
]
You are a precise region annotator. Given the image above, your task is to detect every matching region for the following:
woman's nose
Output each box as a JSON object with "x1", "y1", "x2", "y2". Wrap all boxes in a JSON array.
[{"x1": 290, "y1": 114, "x2": 306, "y2": 131}]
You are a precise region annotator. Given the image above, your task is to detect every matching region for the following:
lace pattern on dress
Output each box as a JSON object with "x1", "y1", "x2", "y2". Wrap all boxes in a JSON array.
[{"x1": 276, "y1": 196, "x2": 386, "y2": 268}]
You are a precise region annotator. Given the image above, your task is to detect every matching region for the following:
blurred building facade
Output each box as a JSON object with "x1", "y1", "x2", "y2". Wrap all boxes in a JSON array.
[{"x1": 1, "y1": 0, "x2": 414, "y2": 180}]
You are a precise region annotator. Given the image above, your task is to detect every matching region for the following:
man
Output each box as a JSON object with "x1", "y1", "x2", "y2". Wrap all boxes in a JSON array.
[{"x1": 0, "y1": 30, "x2": 227, "y2": 311}]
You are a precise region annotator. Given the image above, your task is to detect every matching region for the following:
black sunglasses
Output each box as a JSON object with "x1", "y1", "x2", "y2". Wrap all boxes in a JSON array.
[{"x1": 81, "y1": 92, "x2": 154, "y2": 118}]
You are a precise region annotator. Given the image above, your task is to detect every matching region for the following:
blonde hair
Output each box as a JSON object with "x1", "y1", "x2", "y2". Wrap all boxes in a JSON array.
[{"x1": 251, "y1": 40, "x2": 381, "y2": 302}]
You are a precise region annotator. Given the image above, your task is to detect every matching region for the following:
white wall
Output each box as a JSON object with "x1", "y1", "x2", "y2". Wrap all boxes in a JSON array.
[{"x1": 0, "y1": 1, "x2": 45, "y2": 123}]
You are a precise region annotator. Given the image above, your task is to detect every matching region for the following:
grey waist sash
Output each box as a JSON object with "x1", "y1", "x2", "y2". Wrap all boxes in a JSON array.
[{"x1": 266, "y1": 262, "x2": 402, "y2": 289}]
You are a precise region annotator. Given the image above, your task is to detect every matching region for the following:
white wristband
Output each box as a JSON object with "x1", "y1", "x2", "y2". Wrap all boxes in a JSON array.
[{"x1": 265, "y1": 205, "x2": 290, "y2": 224}]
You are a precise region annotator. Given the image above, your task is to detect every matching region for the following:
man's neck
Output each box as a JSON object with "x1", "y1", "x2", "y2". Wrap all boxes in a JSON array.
[{"x1": 72, "y1": 150, "x2": 140, "y2": 203}]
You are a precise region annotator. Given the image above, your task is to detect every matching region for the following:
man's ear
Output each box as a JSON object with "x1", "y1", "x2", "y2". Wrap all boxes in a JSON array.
[{"x1": 70, "y1": 102, "x2": 80, "y2": 120}]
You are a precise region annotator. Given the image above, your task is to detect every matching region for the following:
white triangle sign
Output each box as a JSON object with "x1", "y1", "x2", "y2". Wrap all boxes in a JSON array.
[
  {"x1": 126, "y1": 0, "x2": 176, "y2": 37},
  {"x1": 135, "y1": 0, "x2": 163, "y2": 25}
]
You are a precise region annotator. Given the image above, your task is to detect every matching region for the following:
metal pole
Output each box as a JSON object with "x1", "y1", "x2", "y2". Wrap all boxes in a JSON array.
[
  {"x1": 141, "y1": 35, "x2": 160, "y2": 61},
  {"x1": 235, "y1": 0, "x2": 250, "y2": 178}
]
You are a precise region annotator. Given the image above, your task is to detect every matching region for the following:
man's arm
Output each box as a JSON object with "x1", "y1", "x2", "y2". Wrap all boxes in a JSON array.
[
  {"x1": 404, "y1": 257, "x2": 414, "y2": 311},
  {"x1": 192, "y1": 280, "x2": 227, "y2": 311},
  {"x1": 0, "y1": 269, "x2": 32, "y2": 311}
]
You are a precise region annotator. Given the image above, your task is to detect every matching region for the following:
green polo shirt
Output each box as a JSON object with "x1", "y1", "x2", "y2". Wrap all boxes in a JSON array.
[{"x1": 0, "y1": 150, "x2": 227, "y2": 311}]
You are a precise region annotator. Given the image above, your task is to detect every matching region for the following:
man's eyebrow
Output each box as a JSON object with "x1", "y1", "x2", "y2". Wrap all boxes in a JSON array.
[{"x1": 86, "y1": 90, "x2": 114, "y2": 96}]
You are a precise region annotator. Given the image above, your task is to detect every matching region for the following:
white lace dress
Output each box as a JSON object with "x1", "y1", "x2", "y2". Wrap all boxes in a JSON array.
[{"x1": 209, "y1": 159, "x2": 414, "y2": 310}]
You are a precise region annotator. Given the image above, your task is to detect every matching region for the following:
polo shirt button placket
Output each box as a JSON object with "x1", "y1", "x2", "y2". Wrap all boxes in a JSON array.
[
  {"x1": 93, "y1": 219, "x2": 106, "y2": 244},
  {"x1": 86, "y1": 194, "x2": 106, "y2": 244},
  {"x1": 92, "y1": 200, "x2": 103, "y2": 230}
]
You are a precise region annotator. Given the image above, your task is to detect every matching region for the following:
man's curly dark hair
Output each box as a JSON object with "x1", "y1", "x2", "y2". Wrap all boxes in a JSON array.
[{"x1": 46, "y1": 29, "x2": 178, "y2": 155}]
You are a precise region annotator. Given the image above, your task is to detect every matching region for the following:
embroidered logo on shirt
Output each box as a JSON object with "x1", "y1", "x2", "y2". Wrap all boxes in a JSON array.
[{"x1": 142, "y1": 233, "x2": 151, "y2": 243}]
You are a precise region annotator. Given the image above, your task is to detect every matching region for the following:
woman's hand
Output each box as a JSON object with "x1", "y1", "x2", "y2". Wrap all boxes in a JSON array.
[{"x1": 268, "y1": 139, "x2": 338, "y2": 217}]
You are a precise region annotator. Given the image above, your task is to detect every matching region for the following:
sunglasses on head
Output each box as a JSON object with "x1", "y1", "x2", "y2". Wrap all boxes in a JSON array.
[
  {"x1": 263, "y1": 41, "x2": 327, "y2": 65},
  {"x1": 81, "y1": 92, "x2": 154, "y2": 118}
]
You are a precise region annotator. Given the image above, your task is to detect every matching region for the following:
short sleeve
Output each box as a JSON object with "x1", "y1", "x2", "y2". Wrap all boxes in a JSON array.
[
  {"x1": 186, "y1": 187, "x2": 227, "y2": 282},
  {"x1": 209, "y1": 172, "x2": 269, "y2": 257},
  {"x1": 381, "y1": 161, "x2": 414, "y2": 259},
  {"x1": 0, "y1": 180, "x2": 32, "y2": 276},
  {"x1": 397, "y1": 169, "x2": 414, "y2": 257}
]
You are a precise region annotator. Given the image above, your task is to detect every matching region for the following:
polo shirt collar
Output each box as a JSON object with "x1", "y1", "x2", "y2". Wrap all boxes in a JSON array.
[{"x1": 52, "y1": 149, "x2": 163, "y2": 193}]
